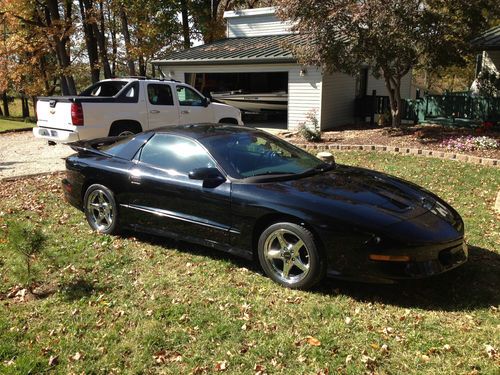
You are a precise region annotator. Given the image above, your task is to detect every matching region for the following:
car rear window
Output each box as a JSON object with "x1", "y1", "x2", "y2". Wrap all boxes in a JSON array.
[
  {"x1": 97, "y1": 136, "x2": 134, "y2": 156},
  {"x1": 80, "y1": 81, "x2": 129, "y2": 97}
]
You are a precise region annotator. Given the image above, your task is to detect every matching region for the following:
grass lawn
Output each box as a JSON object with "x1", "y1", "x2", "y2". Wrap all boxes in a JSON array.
[
  {"x1": 0, "y1": 152, "x2": 499, "y2": 374},
  {"x1": 0, "y1": 118, "x2": 34, "y2": 132}
]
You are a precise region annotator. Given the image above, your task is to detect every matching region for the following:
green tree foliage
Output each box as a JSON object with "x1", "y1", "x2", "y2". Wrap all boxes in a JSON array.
[{"x1": 276, "y1": 0, "x2": 498, "y2": 127}]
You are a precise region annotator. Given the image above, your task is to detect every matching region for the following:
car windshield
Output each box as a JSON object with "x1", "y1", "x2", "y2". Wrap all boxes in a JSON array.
[{"x1": 200, "y1": 130, "x2": 329, "y2": 179}]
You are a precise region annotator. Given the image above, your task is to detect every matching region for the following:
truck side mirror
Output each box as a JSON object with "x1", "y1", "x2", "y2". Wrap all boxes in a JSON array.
[{"x1": 202, "y1": 97, "x2": 210, "y2": 107}]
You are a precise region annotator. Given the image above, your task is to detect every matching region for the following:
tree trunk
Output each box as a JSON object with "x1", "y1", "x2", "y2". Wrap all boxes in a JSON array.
[
  {"x1": 383, "y1": 72, "x2": 403, "y2": 127},
  {"x1": 138, "y1": 54, "x2": 146, "y2": 76},
  {"x1": 180, "y1": 0, "x2": 190, "y2": 49},
  {"x1": 2, "y1": 92, "x2": 9, "y2": 117},
  {"x1": 79, "y1": 0, "x2": 100, "y2": 84},
  {"x1": 0, "y1": 103, "x2": 3, "y2": 116},
  {"x1": 45, "y1": 0, "x2": 77, "y2": 95},
  {"x1": 119, "y1": 6, "x2": 136, "y2": 76},
  {"x1": 106, "y1": 0, "x2": 117, "y2": 77},
  {"x1": 96, "y1": 0, "x2": 112, "y2": 78},
  {"x1": 21, "y1": 95, "x2": 29, "y2": 118}
]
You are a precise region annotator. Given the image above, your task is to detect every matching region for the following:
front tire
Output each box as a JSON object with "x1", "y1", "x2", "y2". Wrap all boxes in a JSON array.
[
  {"x1": 83, "y1": 184, "x2": 119, "y2": 234},
  {"x1": 258, "y1": 222, "x2": 325, "y2": 289}
]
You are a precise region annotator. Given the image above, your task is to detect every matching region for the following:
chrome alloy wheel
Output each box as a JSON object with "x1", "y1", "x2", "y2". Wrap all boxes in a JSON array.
[
  {"x1": 263, "y1": 228, "x2": 311, "y2": 284},
  {"x1": 86, "y1": 189, "x2": 114, "y2": 231}
]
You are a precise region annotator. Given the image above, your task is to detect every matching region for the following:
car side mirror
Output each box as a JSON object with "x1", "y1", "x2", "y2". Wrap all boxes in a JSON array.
[
  {"x1": 189, "y1": 167, "x2": 225, "y2": 187},
  {"x1": 202, "y1": 97, "x2": 210, "y2": 107}
]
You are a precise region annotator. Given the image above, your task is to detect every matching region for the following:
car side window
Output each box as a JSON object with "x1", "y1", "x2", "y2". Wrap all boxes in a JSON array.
[
  {"x1": 148, "y1": 84, "x2": 174, "y2": 106},
  {"x1": 176, "y1": 86, "x2": 204, "y2": 106},
  {"x1": 139, "y1": 134, "x2": 215, "y2": 176}
]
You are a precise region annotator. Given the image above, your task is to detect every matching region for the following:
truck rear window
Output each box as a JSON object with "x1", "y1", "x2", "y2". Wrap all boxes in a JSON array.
[{"x1": 80, "y1": 81, "x2": 128, "y2": 97}]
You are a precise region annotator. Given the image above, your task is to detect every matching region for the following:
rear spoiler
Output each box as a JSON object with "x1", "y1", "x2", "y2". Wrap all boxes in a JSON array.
[{"x1": 68, "y1": 136, "x2": 123, "y2": 156}]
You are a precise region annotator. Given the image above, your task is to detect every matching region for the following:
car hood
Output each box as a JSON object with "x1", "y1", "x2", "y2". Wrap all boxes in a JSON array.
[{"x1": 274, "y1": 165, "x2": 455, "y2": 228}]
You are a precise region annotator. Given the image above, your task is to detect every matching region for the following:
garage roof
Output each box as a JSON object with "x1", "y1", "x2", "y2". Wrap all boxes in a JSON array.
[
  {"x1": 471, "y1": 25, "x2": 500, "y2": 51},
  {"x1": 152, "y1": 34, "x2": 308, "y2": 66}
]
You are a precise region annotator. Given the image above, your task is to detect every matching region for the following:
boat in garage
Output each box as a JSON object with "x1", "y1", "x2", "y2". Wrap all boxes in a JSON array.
[{"x1": 211, "y1": 90, "x2": 288, "y2": 112}]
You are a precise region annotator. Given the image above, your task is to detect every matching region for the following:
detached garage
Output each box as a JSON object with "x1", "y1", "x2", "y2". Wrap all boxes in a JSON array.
[{"x1": 152, "y1": 7, "x2": 413, "y2": 131}]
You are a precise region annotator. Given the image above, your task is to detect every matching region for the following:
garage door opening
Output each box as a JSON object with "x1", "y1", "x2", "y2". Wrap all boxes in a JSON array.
[{"x1": 185, "y1": 72, "x2": 288, "y2": 130}]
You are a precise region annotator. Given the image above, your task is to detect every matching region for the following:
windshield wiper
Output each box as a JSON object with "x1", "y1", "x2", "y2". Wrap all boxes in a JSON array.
[
  {"x1": 251, "y1": 171, "x2": 297, "y2": 177},
  {"x1": 300, "y1": 162, "x2": 335, "y2": 176}
]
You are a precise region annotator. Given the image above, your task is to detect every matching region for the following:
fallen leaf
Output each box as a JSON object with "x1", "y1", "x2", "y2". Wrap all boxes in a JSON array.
[
  {"x1": 214, "y1": 360, "x2": 228, "y2": 371},
  {"x1": 421, "y1": 354, "x2": 430, "y2": 362},
  {"x1": 48, "y1": 355, "x2": 58, "y2": 366},
  {"x1": 305, "y1": 336, "x2": 321, "y2": 346},
  {"x1": 254, "y1": 363, "x2": 265, "y2": 374},
  {"x1": 381, "y1": 344, "x2": 389, "y2": 354},
  {"x1": 345, "y1": 354, "x2": 353, "y2": 365},
  {"x1": 344, "y1": 316, "x2": 352, "y2": 325},
  {"x1": 485, "y1": 344, "x2": 498, "y2": 359},
  {"x1": 70, "y1": 352, "x2": 82, "y2": 361},
  {"x1": 442, "y1": 344, "x2": 452, "y2": 352}
]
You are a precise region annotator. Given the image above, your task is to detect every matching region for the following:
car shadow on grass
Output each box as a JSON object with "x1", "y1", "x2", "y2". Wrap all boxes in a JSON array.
[
  {"x1": 317, "y1": 245, "x2": 500, "y2": 312},
  {"x1": 60, "y1": 278, "x2": 107, "y2": 302},
  {"x1": 121, "y1": 232, "x2": 499, "y2": 312}
]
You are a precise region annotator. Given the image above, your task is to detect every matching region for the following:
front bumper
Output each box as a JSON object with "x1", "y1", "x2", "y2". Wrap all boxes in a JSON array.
[
  {"x1": 33, "y1": 127, "x2": 80, "y2": 143},
  {"x1": 326, "y1": 239, "x2": 468, "y2": 283}
]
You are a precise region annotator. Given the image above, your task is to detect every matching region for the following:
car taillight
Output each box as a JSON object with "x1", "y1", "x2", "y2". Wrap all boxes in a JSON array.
[{"x1": 71, "y1": 103, "x2": 84, "y2": 126}]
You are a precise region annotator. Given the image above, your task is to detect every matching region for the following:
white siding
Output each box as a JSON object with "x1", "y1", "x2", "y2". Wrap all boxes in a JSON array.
[
  {"x1": 366, "y1": 70, "x2": 413, "y2": 98},
  {"x1": 321, "y1": 72, "x2": 356, "y2": 129},
  {"x1": 288, "y1": 66, "x2": 323, "y2": 131},
  {"x1": 227, "y1": 14, "x2": 292, "y2": 38}
]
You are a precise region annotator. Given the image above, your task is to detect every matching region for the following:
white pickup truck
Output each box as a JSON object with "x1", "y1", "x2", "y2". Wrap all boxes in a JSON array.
[{"x1": 33, "y1": 77, "x2": 243, "y2": 142}]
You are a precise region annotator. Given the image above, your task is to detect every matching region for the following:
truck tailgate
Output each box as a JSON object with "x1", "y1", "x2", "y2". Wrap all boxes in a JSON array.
[{"x1": 36, "y1": 100, "x2": 75, "y2": 131}]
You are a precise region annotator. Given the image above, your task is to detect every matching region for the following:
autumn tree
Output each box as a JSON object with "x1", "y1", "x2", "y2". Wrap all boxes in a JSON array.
[{"x1": 276, "y1": 0, "x2": 496, "y2": 127}]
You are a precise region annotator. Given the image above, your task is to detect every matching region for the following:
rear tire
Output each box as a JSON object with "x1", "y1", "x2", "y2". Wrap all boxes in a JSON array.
[
  {"x1": 218, "y1": 118, "x2": 239, "y2": 125},
  {"x1": 109, "y1": 122, "x2": 142, "y2": 137},
  {"x1": 83, "y1": 184, "x2": 119, "y2": 235},
  {"x1": 258, "y1": 222, "x2": 325, "y2": 289}
]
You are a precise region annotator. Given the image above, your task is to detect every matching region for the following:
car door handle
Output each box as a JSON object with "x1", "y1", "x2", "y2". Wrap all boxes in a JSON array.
[
  {"x1": 129, "y1": 175, "x2": 141, "y2": 185},
  {"x1": 150, "y1": 110, "x2": 160, "y2": 114},
  {"x1": 181, "y1": 110, "x2": 190, "y2": 115}
]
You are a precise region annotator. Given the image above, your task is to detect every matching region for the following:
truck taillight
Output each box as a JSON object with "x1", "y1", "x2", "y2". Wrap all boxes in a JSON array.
[{"x1": 71, "y1": 103, "x2": 84, "y2": 126}]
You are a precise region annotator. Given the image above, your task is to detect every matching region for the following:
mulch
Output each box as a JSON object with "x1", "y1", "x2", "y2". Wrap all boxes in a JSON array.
[{"x1": 280, "y1": 124, "x2": 500, "y2": 160}]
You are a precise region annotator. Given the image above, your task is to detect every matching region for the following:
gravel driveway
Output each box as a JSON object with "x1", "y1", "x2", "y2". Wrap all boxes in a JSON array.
[{"x1": 0, "y1": 131, "x2": 73, "y2": 180}]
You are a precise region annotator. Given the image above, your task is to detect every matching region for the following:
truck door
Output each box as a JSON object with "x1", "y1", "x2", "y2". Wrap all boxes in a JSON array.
[
  {"x1": 175, "y1": 85, "x2": 214, "y2": 124},
  {"x1": 146, "y1": 83, "x2": 180, "y2": 129}
]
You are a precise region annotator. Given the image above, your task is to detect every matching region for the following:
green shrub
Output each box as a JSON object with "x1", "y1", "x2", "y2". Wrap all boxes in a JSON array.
[{"x1": 298, "y1": 109, "x2": 321, "y2": 142}]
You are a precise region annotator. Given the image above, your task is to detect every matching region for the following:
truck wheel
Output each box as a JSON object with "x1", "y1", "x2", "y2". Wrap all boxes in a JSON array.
[
  {"x1": 109, "y1": 122, "x2": 142, "y2": 137},
  {"x1": 218, "y1": 118, "x2": 239, "y2": 125}
]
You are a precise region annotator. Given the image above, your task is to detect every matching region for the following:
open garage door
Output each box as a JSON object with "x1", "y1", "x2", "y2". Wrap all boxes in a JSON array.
[{"x1": 185, "y1": 72, "x2": 288, "y2": 130}]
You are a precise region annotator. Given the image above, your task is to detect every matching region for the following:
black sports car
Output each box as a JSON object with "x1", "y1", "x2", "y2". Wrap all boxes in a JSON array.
[{"x1": 63, "y1": 124, "x2": 468, "y2": 289}]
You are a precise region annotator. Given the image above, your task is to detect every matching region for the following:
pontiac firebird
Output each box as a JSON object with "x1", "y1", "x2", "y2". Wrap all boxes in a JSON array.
[{"x1": 62, "y1": 124, "x2": 468, "y2": 289}]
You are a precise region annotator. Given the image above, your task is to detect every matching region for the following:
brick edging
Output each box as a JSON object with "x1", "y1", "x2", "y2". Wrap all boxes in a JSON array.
[{"x1": 293, "y1": 143, "x2": 499, "y2": 167}]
